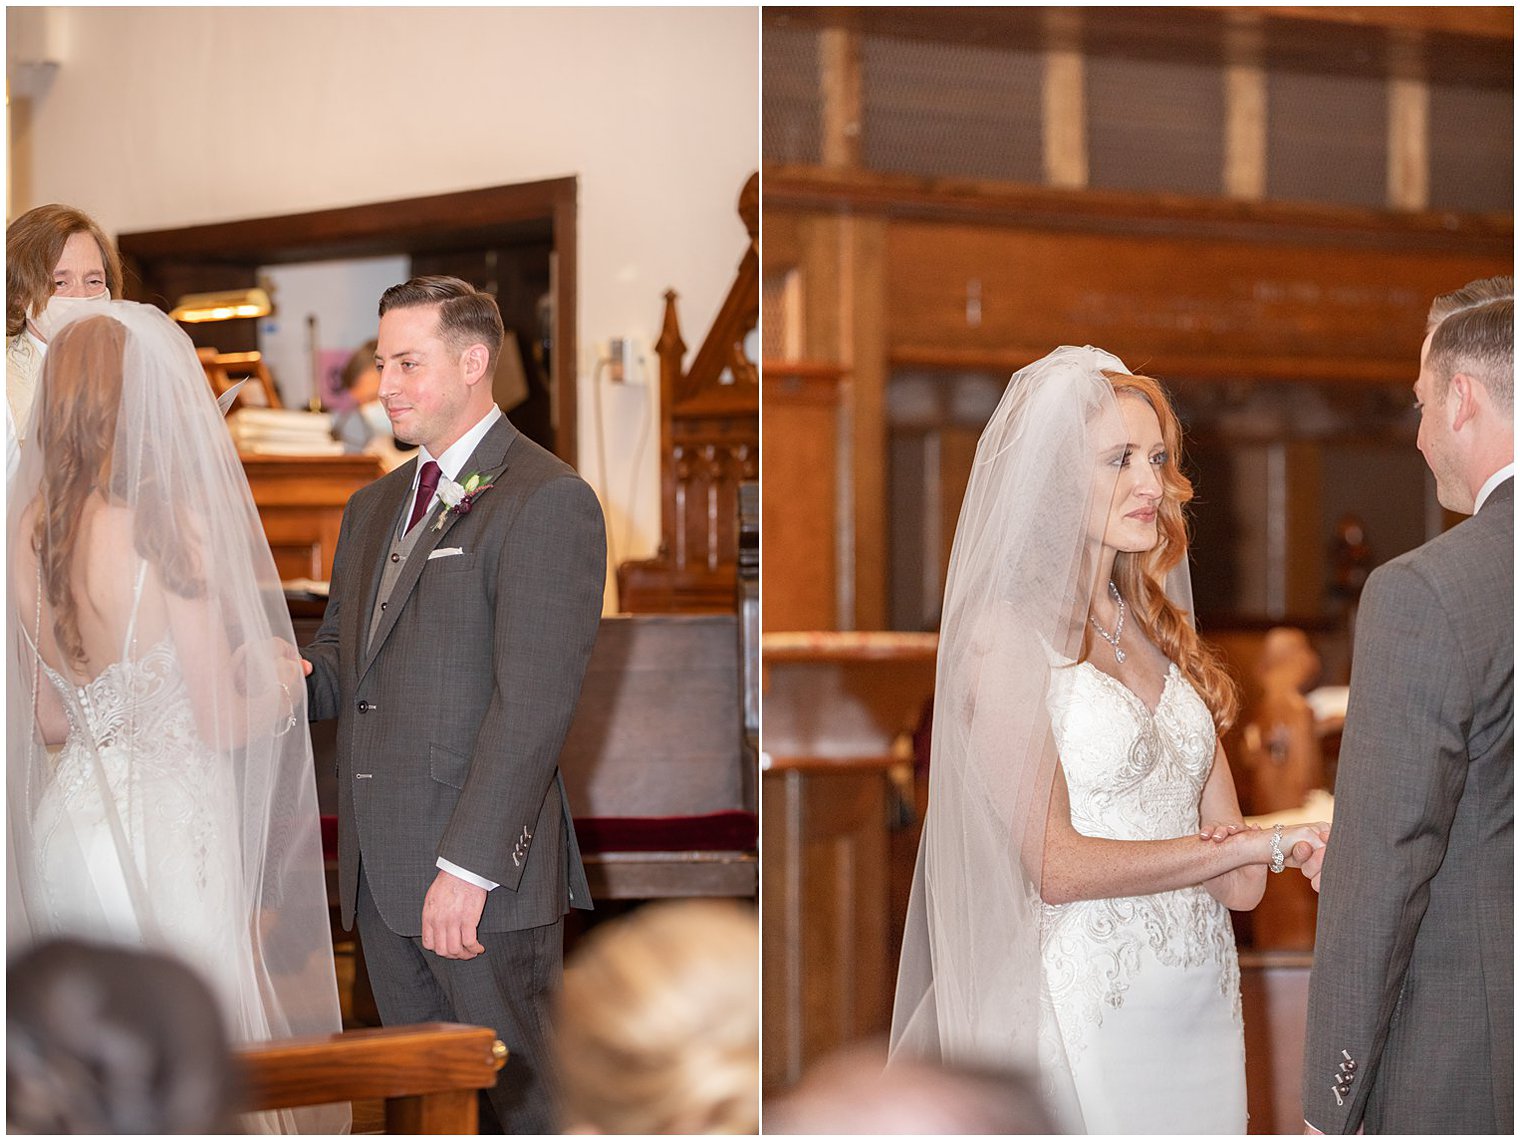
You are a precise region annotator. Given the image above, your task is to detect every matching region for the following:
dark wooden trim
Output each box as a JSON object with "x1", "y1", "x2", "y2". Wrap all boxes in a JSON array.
[
  {"x1": 889, "y1": 346, "x2": 1423, "y2": 387},
  {"x1": 763, "y1": 165, "x2": 1512, "y2": 256},
  {"x1": 117, "y1": 180, "x2": 580, "y2": 465},
  {"x1": 118, "y1": 180, "x2": 575, "y2": 262}
]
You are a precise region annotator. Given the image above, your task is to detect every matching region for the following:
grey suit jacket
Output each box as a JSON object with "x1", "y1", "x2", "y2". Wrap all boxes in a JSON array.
[
  {"x1": 305, "y1": 415, "x2": 604, "y2": 936},
  {"x1": 1302, "y1": 478, "x2": 1513, "y2": 1134}
]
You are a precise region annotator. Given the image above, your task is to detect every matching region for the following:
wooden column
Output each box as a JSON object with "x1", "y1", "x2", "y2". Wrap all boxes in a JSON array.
[
  {"x1": 1224, "y1": 14, "x2": 1267, "y2": 202},
  {"x1": 819, "y1": 22, "x2": 862, "y2": 171},
  {"x1": 844, "y1": 215, "x2": 889, "y2": 631},
  {"x1": 1042, "y1": 9, "x2": 1088, "y2": 190},
  {"x1": 1387, "y1": 30, "x2": 1430, "y2": 212},
  {"x1": 761, "y1": 757, "x2": 894, "y2": 1095}
]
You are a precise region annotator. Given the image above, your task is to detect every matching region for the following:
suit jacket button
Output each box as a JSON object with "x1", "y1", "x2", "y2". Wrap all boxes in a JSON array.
[
  {"x1": 357, "y1": 700, "x2": 369, "y2": 713},
  {"x1": 391, "y1": 552, "x2": 401, "y2": 563},
  {"x1": 380, "y1": 601, "x2": 388, "y2": 611}
]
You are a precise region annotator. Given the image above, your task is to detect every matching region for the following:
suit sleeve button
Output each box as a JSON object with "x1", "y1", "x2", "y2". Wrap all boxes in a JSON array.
[
  {"x1": 358, "y1": 700, "x2": 369, "y2": 713},
  {"x1": 391, "y1": 552, "x2": 401, "y2": 563}
]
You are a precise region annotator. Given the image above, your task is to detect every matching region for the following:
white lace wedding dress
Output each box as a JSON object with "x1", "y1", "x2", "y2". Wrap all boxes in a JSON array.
[
  {"x1": 29, "y1": 564, "x2": 263, "y2": 1039},
  {"x1": 1040, "y1": 659, "x2": 1246, "y2": 1134}
]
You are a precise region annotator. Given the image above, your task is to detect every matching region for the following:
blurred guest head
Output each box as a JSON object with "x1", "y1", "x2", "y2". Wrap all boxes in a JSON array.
[
  {"x1": 1259, "y1": 627, "x2": 1320, "y2": 692},
  {"x1": 7, "y1": 204, "x2": 124, "y2": 338},
  {"x1": 1417, "y1": 275, "x2": 1513, "y2": 513},
  {"x1": 7, "y1": 938, "x2": 238, "y2": 1134},
  {"x1": 765, "y1": 1041, "x2": 1057, "y2": 1134},
  {"x1": 339, "y1": 338, "x2": 382, "y2": 405},
  {"x1": 557, "y1": 900, "x2": 759, "y2": 1134}
]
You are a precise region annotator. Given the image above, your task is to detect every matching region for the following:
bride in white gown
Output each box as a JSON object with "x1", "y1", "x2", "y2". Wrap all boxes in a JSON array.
[
  {"x1": 890, "y1": 346, "x2": 1327, "y2": 1133},
  {"x1": 7, "y1": 304, "x2": 348, "y2": 1134}
]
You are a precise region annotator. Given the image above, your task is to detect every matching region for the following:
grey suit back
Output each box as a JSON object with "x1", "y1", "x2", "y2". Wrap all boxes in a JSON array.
[{"x1": 1304, "y1": 479, "x2": 1512, "y2": 1133}]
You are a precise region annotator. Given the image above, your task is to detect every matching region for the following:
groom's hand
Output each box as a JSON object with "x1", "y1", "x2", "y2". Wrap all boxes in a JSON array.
[
  {"x1": 1297, "y1": 824, "x2": 1331, "y2": 892},
  {"x1": 421, "y1": 869, "x2": 488, "y2": 960}
]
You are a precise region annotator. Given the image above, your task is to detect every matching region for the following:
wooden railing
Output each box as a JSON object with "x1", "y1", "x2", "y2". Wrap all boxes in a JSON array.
[{"x1": 238, "y1": 1022, "x2": 504, "y2": 1134}]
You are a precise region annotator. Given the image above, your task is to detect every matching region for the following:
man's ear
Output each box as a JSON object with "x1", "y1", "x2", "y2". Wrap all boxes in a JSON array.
[
  {"x1": 461, "y1": 343, "x2": 491, "y2": 387},
  {"x1": 1448, "y1": 371, "x2": 1481, "y2": 433}
]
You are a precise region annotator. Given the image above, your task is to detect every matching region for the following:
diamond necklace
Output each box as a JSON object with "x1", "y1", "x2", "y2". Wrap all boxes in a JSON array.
[{"x1": 1089, "y1": 582, "x2": 1127, "y2": 663}]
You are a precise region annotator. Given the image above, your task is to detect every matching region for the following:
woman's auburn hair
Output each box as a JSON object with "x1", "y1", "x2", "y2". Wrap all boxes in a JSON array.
[
  {"x1": 33, "y1": 316, "x2": 203, "y2": 669},
  {"x1": 1101, "y1": 369, "x2": 1240, "y2": 733}
]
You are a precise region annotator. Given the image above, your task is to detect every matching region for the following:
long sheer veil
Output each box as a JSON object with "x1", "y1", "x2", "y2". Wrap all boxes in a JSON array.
[
  {"x1": 887, "y1": 345, "x2": 1195, "y2": 1130},
  {"x1": 7, "y1": 302, "x2": 348, "y2": 1133}
]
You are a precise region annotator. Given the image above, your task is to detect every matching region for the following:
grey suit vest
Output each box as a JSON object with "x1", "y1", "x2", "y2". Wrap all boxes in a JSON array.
[{"x1": 366, "y1": 503, "x2": 432, "y2": 653}]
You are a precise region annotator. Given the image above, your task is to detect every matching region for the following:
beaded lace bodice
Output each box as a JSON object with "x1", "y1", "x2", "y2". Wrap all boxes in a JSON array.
[
  {"x1": 1040, "y1": 660, "x2": 1241, "y2": 1053},
  {"x1": 40, "y1": 634, "x2": 202, "y2": 771}
]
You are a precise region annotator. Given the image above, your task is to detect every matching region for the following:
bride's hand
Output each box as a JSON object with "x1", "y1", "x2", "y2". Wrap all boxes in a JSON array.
[
  {"x1": 1279, "y1": 822, "x2": 1330, "y2": 868},
  {"x1": 1199, "y1": 820, "x2": 1250, "y2": 842}
]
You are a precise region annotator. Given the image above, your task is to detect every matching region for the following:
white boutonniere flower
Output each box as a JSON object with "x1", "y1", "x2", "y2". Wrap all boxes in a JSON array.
[{"x1": 432, "y1": 471, "x2": 496, "y2": 532}]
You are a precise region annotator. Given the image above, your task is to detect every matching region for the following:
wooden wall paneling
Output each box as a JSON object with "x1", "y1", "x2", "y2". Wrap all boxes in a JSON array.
[
  {"x1": 883, "y1": 219, "x2": 1506, "y2": 383},
  {"x1": 761, "y1": 366, "x2": 843, "y2": 632},
  {"x1": 761, "y1": 758, "x2": 894, "y2": 1095},
  {"x1": 764, "y1": 167, "x2": 1510, "y2": 257},
  {"x1": 242, "y1": 455, "x2": 382, "y2": 581}
]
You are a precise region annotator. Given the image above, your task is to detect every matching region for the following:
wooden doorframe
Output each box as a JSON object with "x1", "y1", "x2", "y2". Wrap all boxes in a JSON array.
[{"x1": 117, "y1": 178, "x2": 580, "y2": 465}]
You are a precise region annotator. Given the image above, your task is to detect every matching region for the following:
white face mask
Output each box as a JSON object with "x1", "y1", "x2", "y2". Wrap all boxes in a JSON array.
[
  {"x1": 29, "y1": 289, "x2": 112, "y2": 344},
  {"x1": 359, "y1": 399, "x2": 392, "y2": 435}
]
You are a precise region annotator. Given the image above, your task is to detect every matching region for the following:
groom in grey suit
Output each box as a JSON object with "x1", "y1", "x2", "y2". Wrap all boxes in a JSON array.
[
  {"x1": 303, "y1": 276, "x2": 604, "y2": 1132},
  {"x1": 1300, "y1": 276, "x2": 1513, "y2": 1133}
]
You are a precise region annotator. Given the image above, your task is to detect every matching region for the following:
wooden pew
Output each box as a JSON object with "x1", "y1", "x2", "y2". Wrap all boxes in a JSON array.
[
  {"x1": 559, "y1": 613, "x2": 758, "y2": 899},
  {"x1": 238, "y1": 1022, "x2": 504, "y2": 1134}
]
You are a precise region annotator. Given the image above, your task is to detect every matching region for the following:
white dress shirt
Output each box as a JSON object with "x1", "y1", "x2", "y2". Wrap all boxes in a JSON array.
[{"x1": 1474, "y1": 462, "x2": 1514, "y2": 514}]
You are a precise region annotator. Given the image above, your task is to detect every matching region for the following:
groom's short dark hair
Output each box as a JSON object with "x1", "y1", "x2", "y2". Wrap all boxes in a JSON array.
[
  {"x1": 379, "y1": 275, "x2": 505, "y2": 373},
  {"x1": 1425, "y1": 275, "x2": 1513, "y2": 411}
]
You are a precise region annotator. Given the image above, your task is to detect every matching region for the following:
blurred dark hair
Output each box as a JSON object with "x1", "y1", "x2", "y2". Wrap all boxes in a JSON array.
[
  {"x1": 340, "y1": 338, "x2": 379, "y2": 391},
  {"x1": 7, "y1": 938, "x2": 239, "y2": 1134}
]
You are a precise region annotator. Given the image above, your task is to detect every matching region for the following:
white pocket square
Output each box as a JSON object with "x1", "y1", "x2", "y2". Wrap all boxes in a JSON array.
[{"x1": 427, "y1": 547, "x2": 465, "y2": 561}]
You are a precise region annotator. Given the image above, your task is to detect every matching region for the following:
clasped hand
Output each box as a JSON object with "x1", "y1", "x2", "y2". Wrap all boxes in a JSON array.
[{"x1": 1199, "y1": 820, "x2": 1331, "y2": 879}]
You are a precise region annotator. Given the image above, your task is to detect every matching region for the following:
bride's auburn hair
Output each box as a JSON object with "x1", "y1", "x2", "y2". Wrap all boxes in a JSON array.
[
  {"x1": 1099, "y1": 370, "x2": 1239, "y2": 733},
  {"x1": 33, "y1": 316, "x2": 203, "y2": 668}
]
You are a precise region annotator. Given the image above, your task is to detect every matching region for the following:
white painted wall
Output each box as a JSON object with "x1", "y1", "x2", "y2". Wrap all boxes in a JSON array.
[{"x1": 10, "y1": 5, "x2": 759, "y2": 609}]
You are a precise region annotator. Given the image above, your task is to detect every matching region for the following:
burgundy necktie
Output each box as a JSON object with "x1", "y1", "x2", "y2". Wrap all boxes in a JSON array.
[{"x1": 407, "y1": 460, "x2": 442, "y2": 532}]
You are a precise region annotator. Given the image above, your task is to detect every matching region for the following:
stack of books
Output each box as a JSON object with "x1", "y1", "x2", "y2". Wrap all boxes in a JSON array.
[{"x1": 227, "y1": 408, "x2": 345, "y2": 456}]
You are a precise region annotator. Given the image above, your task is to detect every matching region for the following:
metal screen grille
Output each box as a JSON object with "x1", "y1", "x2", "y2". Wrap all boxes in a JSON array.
[
  {"x1": 763, "y1": 21, "x2": 822, "y2": 166},
  {"x1": 1087, "y1": 54, "x2": 1225, "y2": 198},
  {"x1": 1429, "y1": 82, "x2": 1512, "y2": 214},
  {"x1": 860, "y1": 34, "x2": 1043, "y2": 184},
  {"x1": 1267, "y1": 69, "x2": 1387, "y2": 208}
]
